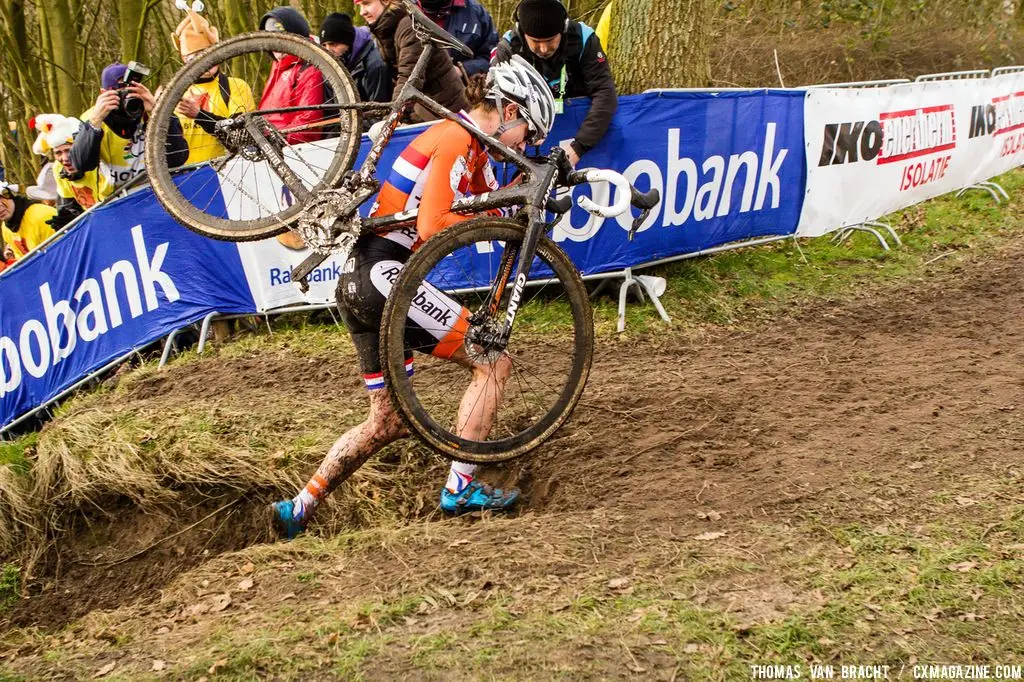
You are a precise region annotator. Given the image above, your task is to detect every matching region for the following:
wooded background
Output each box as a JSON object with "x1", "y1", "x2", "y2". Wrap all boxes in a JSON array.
[{"x1": 1, "y1": 0, "x2": 1022, "y2": 183}]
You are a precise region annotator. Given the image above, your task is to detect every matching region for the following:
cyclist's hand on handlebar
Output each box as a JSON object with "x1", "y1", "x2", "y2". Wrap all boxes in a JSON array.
[{"x1": 558, "y1": 140, "x2": 580, "y2": 168}]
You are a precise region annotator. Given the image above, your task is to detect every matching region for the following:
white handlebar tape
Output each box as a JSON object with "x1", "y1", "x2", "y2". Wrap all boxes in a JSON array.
[{"x1": 575, "y1": 168, "x2": 632, "y2": 218}]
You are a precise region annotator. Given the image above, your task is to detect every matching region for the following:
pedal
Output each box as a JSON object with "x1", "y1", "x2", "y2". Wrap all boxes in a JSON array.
[{"x1": 291, "y1": 251, "x2": 331, "y2": 293}]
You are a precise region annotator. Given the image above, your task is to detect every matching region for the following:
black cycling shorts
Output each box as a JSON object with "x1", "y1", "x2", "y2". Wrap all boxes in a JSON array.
[{"x1": 336, "y1": 233, "x2": 469, "y2": 390}]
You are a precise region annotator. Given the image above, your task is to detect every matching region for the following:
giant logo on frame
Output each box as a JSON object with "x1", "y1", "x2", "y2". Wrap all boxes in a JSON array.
[{"x1": 816, "y1": 105, "x2": 957, "y2": 192}]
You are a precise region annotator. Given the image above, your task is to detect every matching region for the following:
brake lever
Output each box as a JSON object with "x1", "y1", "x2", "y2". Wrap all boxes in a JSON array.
[{"x1": 628, "y1": 208, "x2": 651, "y2": 241}]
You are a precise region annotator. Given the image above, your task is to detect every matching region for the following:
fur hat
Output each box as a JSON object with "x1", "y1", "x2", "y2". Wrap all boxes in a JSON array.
[
  {"x1": 30, "y1": 114, "x2": 81, "y2": 155},
  {"x1": 172, "y1": 0, "x2": 219, "y2": 58}
]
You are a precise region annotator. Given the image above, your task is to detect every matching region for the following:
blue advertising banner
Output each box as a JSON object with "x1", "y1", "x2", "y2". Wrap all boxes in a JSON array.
[
  {"x1": 1, "y1": 89, "x2": 806, "y2": 429},
  {"x1": 0, "y1": 185, "x2": 255, "y2": 428},
  {"x1": 412, "y1": 90, "x2": 806, "y2": 288}
]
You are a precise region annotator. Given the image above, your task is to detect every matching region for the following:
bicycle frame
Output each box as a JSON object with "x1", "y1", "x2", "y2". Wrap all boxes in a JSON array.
[{"x1": 273, "y1": 27, "x2": 567, "y2": 342}]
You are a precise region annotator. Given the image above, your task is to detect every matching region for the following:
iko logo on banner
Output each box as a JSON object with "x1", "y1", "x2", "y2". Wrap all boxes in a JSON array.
[
  {"x1": 817, "y1": 106, "x2": 956, "y2": 191},
  {"x1": 969, "y1": 91, "x2": 1024, "y2": 157}
]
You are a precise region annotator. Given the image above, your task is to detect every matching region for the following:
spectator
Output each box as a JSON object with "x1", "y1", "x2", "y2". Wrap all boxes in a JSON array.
[
  {"x1": 32, "y1": 113, "x2": 113, "y2": 229},
  {"x1": 493, "y1": 0, "x2": 617, "y2": 166},
  {"x1": 319, "y1": 12, "x2": 392, "y2": 103},
  {"x1": 419, "y1": 0, "x2": 498, "y2": 81},
  {"x1": 71, "y1": 62, "x2": 190, "y2": 187},
  {"x1": 0, "y1": 181, "x2": 56, "y2": 262},
  {"x1": 357, "y1": 0, "x2": 469, "y2": 122},
  {"x1": 173, "y1": 0, "x2": 257, "y2": 164},
  {"x1": 258, "y1": 7, "x2": 328, "y2": 145}
]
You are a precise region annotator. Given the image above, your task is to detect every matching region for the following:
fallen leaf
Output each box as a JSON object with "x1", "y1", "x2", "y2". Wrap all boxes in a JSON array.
[
  {"x1": 447, "y1": 539, "x2": 471, "y2": 548},
  {"x1": 210, "y1": 593, "x2": 232, "y2": 612},
  {"x1": 908, "y1": 462, "x2": 925, "y2": 470},
  {"x1": 683, "y1": 643, "x2": 700, "y2": 654},
  {"x1": 93, "y1": 662, "x2": 116, "y2": 678},
  {"x1": 239, "y1": 562, "x2": 255, "y2": 575},
  {"x1": 237, "y1": 578, "x2": 254, "y2": 592},
  {"x1": 696, "y1": 510, "x2": 722, "y2": 521},
  {"x1": 650, "y1": 638, "x2": 668, "y2": 646},
  {"x1": 947, "y1": 561, "x2": 978, "y2": 572},
  {"x1": 627, "y1": 664, "x2": 647, "y2": 673},
  {"x1": 958, "y1": 612, "x2": 985, "y2": 622},
  {"x1": 955, "y1": 496, "x2": 979, "y2": 507},
  {"x1": 155, "y1": 626, "x2": 170, "y2": 635},
  {"x1": 607, "y1": 577, "x2": 630, "y2": 590},
  {"x1": 151, "y1": 660, "x2": 166, "y2": 672},
  {"x1": 208, "y1": 658, "x2": 228, "y2": 675},
  {"x1": 693, "y1": 531, "x2": 727, "y2": 541}
]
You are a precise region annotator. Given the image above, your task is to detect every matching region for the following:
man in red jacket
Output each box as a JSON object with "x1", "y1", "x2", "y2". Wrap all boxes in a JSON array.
[{"x1": 258, "y1": 7, "x2": 326, "y2": 145}]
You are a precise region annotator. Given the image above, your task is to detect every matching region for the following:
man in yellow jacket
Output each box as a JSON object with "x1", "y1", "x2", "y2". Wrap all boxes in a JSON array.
[
  {"x1": 0, "y1": 181, "x2": 56, "y2": 262},
  {"x1": 172, "y1": 0, "x2": 256, "y2": 165}
]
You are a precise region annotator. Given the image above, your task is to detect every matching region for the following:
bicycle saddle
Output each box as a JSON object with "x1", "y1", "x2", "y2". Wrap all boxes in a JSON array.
[{"x1": 402, "y1": 0, "x2": 474, "y2": 57}]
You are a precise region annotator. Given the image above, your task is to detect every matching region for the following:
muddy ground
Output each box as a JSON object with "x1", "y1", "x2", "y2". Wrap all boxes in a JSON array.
[{"x1": 2, "y1": 240, "x2": 1022, "y2": 679}]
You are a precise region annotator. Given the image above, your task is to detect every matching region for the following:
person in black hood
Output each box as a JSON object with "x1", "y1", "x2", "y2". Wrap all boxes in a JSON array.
[
  {"x1": 71, "y1": 62, "x2": 190, "y2": 187},
  {"x1": 259, "y1": 5, "x2": 311, "y2": 36},
  {"x1": 320, "y1": 12, "x2": 392, "y2": 104},
  {"x1": 493, "y1": 0, "x2": 617, "y2": 167}
]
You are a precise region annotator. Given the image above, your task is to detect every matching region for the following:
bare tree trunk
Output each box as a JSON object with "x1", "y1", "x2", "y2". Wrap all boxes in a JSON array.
[
  {"x1": 40, "y1": 0, "x2": 86, "y2": 113},
  {"x1": 608, "y1": 0, "x2": 714, "y2": 93}
]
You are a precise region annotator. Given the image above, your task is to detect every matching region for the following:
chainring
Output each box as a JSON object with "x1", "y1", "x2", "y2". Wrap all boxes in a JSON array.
[{"x1": 295, "y1": 188, "x2": 362, "y2": 255}]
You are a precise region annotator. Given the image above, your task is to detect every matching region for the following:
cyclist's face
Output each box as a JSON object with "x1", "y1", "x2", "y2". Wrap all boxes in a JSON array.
[
  {"x1": 497, "y1": 104, "x2": 529, "y2": 152},
  {"x1": 359, "y1": 0, "x2": 386, "y2": 25},
  {"x1": 524, "y1": 34, "x2": 561, "y2": 59}
]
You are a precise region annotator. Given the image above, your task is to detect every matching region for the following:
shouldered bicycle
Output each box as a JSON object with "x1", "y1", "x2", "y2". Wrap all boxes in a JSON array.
[{"x1": 144, "y1": 0, "x2": 659, "y2": 462}]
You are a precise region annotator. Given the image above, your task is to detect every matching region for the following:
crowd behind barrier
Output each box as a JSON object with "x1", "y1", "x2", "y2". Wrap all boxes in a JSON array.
[{"x1": 2, "y1": 68, "x2": 1024, "y2": 432}]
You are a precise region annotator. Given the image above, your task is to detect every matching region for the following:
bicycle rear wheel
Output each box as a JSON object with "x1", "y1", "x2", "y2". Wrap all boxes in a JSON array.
[
  {"x1": 380, "y1": 218, "x2": 594, "y2": 463},
  {"x1": 145, "y1": 32, "x2": 362, "y2": 242}
]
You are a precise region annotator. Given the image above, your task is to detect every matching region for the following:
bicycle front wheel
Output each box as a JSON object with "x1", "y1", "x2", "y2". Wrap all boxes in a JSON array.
[
  {"x1": 380, "y1": 218, "x2": 594, "y2": 463},
  {"x1": 146, "y1": 32, "x2": 362, "y2": 242}
]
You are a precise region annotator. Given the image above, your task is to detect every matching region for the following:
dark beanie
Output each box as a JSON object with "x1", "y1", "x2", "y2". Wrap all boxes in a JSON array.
[
  {"x1": 320, "y1": 13, "x2": 356, "y2": 47},
  {"x1": 516, "y1": 0, "x2": 567, "y2": 39}
]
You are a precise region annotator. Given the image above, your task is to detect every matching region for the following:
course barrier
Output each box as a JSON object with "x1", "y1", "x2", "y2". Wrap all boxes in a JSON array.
[{"x1": 2, "y1": 69, "x2": 1023, "y2": 432}]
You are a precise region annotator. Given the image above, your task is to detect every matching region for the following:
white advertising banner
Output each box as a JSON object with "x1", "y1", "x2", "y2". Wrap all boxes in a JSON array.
[
  {"x1": 797, "y1": 79, "x2": 989, "y2": 237},
  {"x1": 966, "y1": 71, "x2": 1024, "y2": 185},
  {"x1": 219, "y1": 139, "x2": 346, "y2": 310}
]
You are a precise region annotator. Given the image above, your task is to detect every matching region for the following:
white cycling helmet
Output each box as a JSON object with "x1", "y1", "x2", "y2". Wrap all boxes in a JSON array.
[{"x1": 487, "y1": 54, "x2": 557, "y2": 146}]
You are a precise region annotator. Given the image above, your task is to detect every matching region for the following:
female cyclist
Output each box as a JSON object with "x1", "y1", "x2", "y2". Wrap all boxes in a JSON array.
[{"x1": 271, "y1": 56, "x2": 557, "y2": 539}]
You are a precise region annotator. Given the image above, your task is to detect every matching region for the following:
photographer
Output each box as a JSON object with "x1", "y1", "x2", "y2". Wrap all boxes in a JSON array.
[{"x1": 70, "y1": 62, "x2": 190, "y2": 187}]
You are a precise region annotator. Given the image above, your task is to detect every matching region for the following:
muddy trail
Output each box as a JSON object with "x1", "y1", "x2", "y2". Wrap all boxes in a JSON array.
[{"x1": 2, "y1": 242, "x2": 1022, "y2": 678}]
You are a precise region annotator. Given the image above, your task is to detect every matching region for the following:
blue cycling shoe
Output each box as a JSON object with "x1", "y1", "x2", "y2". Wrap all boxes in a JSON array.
[
  {"x1": 269, "y1": 499, "x2": 307, "y2": 540},
  {"x1": 440, "y1": 481, "x2": 520, "y2": 515}
]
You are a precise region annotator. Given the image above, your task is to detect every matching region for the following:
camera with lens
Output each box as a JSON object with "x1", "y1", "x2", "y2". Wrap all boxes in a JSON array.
[{"x1": 116, "y1": 61, "x2": 152, "y2": 119}]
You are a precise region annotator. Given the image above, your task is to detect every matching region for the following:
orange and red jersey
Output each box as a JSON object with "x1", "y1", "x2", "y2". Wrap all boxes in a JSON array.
[{"x1": 372, "y1": 112, "x2": 502, "y2": 249}]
